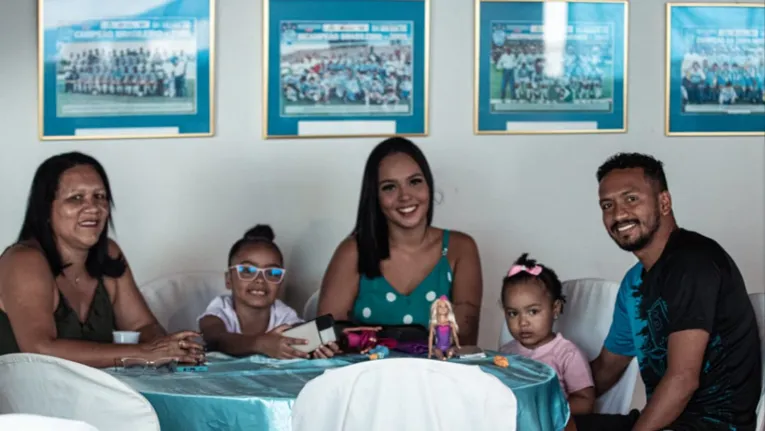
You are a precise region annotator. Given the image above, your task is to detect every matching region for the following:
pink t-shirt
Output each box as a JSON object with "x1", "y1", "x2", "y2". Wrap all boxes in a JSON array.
[
  {"x1": 500, "y1": 333, "x2": 594, "y2": 398},
  {"x1": 198, "y1": 295, "x2": 303, "y2": 334}
]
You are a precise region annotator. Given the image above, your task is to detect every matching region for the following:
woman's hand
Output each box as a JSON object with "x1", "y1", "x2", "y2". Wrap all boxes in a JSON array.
[
  {"x1": 139, "y1": 330, "x2": 205, "y2": 364},
  {"x1": 254, "y1": 324, "x2": 311, "y2": 359}
]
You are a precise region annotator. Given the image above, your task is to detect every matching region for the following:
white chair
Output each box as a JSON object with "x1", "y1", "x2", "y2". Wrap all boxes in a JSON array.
[
  {"x1": 498, "y1": 278, "x2": 640, "y2": 414},
  {"x1": 292, "y1": 358, "x2": 517, "y2": 431},
  {"x1": 0, "y1": 414, "x2": 100, "y2": 431},
  {"x1": 303, "y1": 290, "x2": 319, "y2": 321},
  {"x1": 139, "y1": 271, "x2": 228, "y2": 333},
  {"x1": 750, "y1": 293, "x2": 764, "y2": 431},
  {"x1": 0, "y1": 353, "x2": 159, "y2": 431}
]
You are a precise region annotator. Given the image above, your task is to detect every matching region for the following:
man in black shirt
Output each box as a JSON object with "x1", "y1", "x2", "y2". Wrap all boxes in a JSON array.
[{"x1": 573, "y1": 153, "x2": 761, "y2": 431}]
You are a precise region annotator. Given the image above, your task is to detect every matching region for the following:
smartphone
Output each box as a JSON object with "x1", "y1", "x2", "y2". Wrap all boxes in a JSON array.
[{"x1": 282, "y1": 314, "x2": 337, "y2": 353}]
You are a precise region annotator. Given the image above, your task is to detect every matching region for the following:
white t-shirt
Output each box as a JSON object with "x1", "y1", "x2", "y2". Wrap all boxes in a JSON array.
[
  {"x1": 198, "y1": 294, "x2": 303, "y2": 334},
  {"x1": 497, "y1": 53, "x2": 516, "y2": 70}
]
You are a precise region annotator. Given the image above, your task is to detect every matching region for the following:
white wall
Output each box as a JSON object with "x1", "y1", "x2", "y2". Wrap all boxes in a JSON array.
[{"x1": 1, "y1": 0, "x2": 762, "y2": 350}]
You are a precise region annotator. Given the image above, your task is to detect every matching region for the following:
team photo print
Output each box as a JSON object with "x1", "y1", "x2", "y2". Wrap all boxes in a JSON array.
[
  {"x1": 55, "y1": 19, "x2": 198, "y2": 117},
  {"x1": 666, "y1": 3, "x2": 764, "y2": 135},
  {"x1": 38, "y1": 0, "x2": 215, "y2": 140},
  {"x1": 679, "y1": 28, "x2": 764, "y2": 114},
  {"x1": 490, "y1": 21, "x2": 615, "y2": 114},
  {"x1": 279, "y1": 21, "x2": 414, "y2": 117},
  {"x1": 475, "y1": 0, "x2": 628, "y2": 134}
]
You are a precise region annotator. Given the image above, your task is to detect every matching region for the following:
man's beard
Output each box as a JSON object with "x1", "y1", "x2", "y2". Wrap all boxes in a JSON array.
[{"x1": 611, "y1": 213, "x2": 661, "y2": 252}]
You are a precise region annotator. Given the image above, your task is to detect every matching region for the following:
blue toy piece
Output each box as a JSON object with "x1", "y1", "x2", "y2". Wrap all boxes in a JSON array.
[{"x1": 367, "y1": 345, "x2": 390, "y2": 360}]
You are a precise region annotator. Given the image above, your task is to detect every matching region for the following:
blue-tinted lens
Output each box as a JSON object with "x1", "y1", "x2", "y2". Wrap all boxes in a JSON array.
[
  {"x1": 264, "y1": 268, "x2": 284, "y2": 280},
  {"x1": 237, "y1": 265, "x2": 257, "y2": 276}
]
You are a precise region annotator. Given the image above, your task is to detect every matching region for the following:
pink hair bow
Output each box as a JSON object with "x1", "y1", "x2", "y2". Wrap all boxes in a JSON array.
[{"x1": 507, "y1": 264, "x2": 542, "y2": 277}]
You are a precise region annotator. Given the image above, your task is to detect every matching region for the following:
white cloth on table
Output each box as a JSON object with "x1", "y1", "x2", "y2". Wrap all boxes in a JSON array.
[{"x1": 292, "y1": 357, "x2": 518, "y2": 431}]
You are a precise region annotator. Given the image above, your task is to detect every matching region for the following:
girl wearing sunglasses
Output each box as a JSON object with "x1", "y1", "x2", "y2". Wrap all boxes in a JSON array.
[{"x1": 199, "y1": 225, "x2": 334, "y2": 359}]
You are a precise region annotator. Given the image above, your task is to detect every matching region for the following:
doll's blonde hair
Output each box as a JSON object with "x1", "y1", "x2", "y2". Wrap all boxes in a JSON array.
[{"x1": 430, "y1": 296, "x2": 459, "y2": 332}]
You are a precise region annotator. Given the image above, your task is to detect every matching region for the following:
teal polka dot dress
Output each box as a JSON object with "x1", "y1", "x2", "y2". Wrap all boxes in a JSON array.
[{"x1": 352, "y1": 230, "x2": 453, "y2": 328}]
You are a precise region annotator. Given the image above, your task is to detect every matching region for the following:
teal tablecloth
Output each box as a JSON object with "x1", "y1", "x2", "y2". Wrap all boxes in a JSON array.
[{"x1": 109, "y1": 352, "x2": 569, "y2": 431}]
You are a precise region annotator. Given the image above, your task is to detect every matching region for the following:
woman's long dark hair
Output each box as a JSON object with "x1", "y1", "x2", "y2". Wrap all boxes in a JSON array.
[
  {"x1": 17, "y1": 152, "x2": 126, "y2": 278},
  {"x1": 353, "y1": 137, "x2": 434, "y2": 279}
]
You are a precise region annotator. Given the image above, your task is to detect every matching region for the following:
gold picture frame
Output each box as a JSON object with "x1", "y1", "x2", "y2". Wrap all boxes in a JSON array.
[
  {"x1": 664, "y1": 3, "x2": 765, "y2": 137},
  {"x1": 262, "y1": 0, "x2": 430, "y2": 139},
  {"x1": 473, "y1": 0, "x2": 629, "y2": 135},
  {"x1": 38, "y1": 0, "x2": 217, "y2": 141}
]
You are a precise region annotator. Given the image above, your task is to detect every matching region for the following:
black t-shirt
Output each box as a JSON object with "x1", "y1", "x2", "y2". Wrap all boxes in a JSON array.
[{"x1": 604, "y1": 228, "x2": 761, "y2": 430}]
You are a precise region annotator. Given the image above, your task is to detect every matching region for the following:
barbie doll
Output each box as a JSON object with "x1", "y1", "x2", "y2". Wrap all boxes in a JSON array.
[{"x1": 428, "y1": 296, "x2": 460, "y2": 360}]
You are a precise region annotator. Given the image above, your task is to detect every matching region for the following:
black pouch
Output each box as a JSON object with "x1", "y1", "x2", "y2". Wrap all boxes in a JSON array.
[
  {"x1": 377, "y1": 325, "x2": 428, "y2": 342},
  {"x1": 333, "y1": 321, "x2": 428, "y2": 343}
]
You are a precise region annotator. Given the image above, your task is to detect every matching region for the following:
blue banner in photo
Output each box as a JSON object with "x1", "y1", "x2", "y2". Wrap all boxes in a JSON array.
[
  {"x1": 266, "y1": 0, "x2": 427, "y2": 138},
  {"x1": 40, "y1": 0, "x2": 214, "y2": 139},
  {"x1": 667, "y1": 5, "x2": 765, "y2": 135},
  {"x1": 477, "y1": 1, "x2": 627, "y2": 133}
]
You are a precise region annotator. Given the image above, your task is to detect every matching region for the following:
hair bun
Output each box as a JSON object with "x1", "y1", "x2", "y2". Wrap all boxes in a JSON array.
[
  {"x1": 513, "y1": 252, "x2": 538, "y2": 267},
  {"x1": 244, "y1": 224, "x2": 275, "y2": 242}
]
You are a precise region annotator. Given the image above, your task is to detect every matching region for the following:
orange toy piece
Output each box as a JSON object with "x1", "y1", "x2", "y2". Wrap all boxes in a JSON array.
[{"x1": 493, "y1": 355, "x2": 509, "y2": 368}]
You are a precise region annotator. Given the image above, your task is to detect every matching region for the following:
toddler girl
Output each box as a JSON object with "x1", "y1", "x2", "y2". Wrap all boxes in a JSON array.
[
  {"x1": 199, "y1": 225, "x2": 334, "y2": 359},
  {"x1": 499, "y1": 253, "x2": 595, "y2": 415}
]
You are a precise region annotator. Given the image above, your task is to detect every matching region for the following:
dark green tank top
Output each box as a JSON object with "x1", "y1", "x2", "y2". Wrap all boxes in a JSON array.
[
  {"x1": 0, "y1": 278, "x2": 115, "y2": 355},
  {"x1": 352, "y1": 230, "x2": 453, "y2": 328}
]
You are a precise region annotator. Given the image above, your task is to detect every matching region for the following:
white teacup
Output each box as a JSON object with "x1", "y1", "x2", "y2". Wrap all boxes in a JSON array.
[{"x1": 113, "y1": 331, "x2": 141, "y2": 344}]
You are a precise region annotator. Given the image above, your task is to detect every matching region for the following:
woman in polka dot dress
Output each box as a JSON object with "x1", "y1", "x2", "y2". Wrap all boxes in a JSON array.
[{"x1": 318, "y1": 137, "x2": 484, "y2": 346}]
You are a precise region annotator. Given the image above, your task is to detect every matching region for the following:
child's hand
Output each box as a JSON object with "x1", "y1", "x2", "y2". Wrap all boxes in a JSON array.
[
  {"x1": 254, "y1": 324, "x2": 310, "y2": 359},
  {"x1": 311, "y1": 342, "x2": 341, "y2": 359}
]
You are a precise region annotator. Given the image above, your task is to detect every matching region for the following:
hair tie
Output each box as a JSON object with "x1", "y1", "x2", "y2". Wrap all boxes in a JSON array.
[
  {"x1": 438, "y1": 295, "x2": 448, "y2": 301},
  {"x1": 507, "y1": 264, "x2": 542, "y2": 277}
]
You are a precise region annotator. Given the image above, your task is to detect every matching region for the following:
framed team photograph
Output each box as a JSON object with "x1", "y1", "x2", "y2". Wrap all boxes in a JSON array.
[
  {"x1": 665, "y1": 3, "x2": 765, "y2": 136},
  {"x1": 474, "y1": 0, "x2": 628, "y2": 135},
  {"x1": 263, "y1": 0, "x2": 429, "y2": 139},
  {"x1": 38, "y1": 0, "x2": 216, "y2": 141}
]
